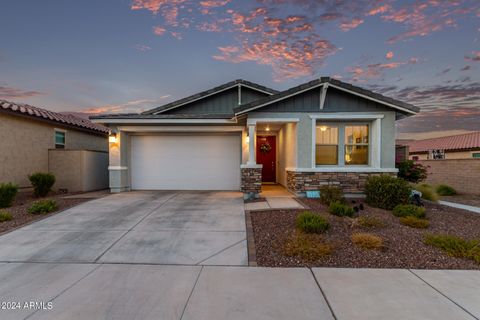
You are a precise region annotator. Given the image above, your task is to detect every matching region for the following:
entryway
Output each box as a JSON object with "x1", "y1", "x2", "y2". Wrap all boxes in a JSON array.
[
  {"x1": 245, "y1": 184, "x2": 303, "y2": 210},
  {"x1": 256, "y1": 135, "x2": 276, "y2": 183}
]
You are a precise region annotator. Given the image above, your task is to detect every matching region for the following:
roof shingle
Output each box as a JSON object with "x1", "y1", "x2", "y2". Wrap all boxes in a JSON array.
[{"x1": 0, "y1": 100, "x2": 108, "y2": 134}]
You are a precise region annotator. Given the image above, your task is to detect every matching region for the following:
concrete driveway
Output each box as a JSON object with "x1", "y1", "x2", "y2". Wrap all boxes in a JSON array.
[{"x1": 0, "y1": 191, "x2": 247, "y2": 265}]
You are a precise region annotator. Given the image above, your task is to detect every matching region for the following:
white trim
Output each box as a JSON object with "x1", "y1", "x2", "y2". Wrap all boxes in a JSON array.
[
  {"x1": 286, "y1": 167, "x2": 398, "y2": 173},
  {"x1": 236, "y1": 83, "x2": 326, "y2": 115},
  {"x1": 247, "y1": 118, "x2": 300, "y2": 125},
  {"x1": 319, "y1": 83, "x2": 328, "y2": 110},
  {"x1": 309, "y1": 113, "x2": 384, "y2": 120},
  {"x1": 311, "y1": 118, "x2": 316, "y2": 168},
  {"x1": 117, "y1": 125, "x2": 244, "y2": 133},
  {"x1": 240, "y1": 83, "x2": 276, "y2": 96},
  {"x1": 92, "y1": 118, "x2": 237, "y2": 124},
  {"x1": 109, "y1": 166, "x2": 128, "y2": 170},
  {"x1": 238, "y1": 85, "x2": 242, "y2": 105},
  {"x1": 54, "y1": 128, "x2": 66, "y2": 149},
  {"x1": 241, "y1": 164, "x2": 263, "y2": 169},
  {"x1": 327, "y1": 83, "x2": 417, "y2": 115}
]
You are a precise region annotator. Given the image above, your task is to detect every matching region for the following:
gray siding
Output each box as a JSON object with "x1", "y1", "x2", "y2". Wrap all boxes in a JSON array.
[
  {"x1": 241, "y1": 87, "x2": 269, "y2": 105},
  {"x1": 256, "y1": 88, "x2": 391, "y2": 113}
]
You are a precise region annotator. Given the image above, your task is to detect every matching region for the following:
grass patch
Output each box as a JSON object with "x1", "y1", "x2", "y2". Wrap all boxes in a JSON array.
[
  {"x1": 0, "y1": 210, "x2": 13, "y2": 222},
  {"x1": 284, "y1": 232, "x2": 333, "y2": 262},
  {"x1": 357, "y1": 216, "x2": 385, "y2": 229},
  {"x1": 400, "y1": 216, "x2": 429, "y2": 229},
  {"x1": 296, "y1": 211, "x2": 329, "y2": 234},
  {"x1": 414, "y1": 184, "x2": 439, "y2": 202},
  {"x1": 28, "y1": 199, "x2": 58, "y2": 215},
  {"x1": 424, "y1": 234, "x2": 480, "y2": 264},
  {"x1": 329, "y1": 201, "x2": 355, "y2": 217},
  {"x1": 351, "y1": 232, "x2": 384, "y2": 250},
  {"x1": 436, "y1": 184, "x2": 457, "y2": 196},
  {"x1": 393, "y1": 204, "x2": 426, "y2": 218}
]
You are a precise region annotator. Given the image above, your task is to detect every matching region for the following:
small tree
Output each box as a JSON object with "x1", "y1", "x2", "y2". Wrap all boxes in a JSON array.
[{"x1": 396, "y1": 160, "x2": 428, "y2": 183}]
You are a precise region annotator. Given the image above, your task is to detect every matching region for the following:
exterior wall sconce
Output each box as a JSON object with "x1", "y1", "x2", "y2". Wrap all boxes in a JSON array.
[
  {"x1": 245, "y1": 133, "x2": 250, "y2": 143},
  {"x1": 109, "y1": 132, "x2": 118, "y2": 143}
]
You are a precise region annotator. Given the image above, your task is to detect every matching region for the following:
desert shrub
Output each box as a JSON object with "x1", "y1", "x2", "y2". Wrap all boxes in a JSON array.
[
  {"x1": 392, "y1": 204, "x2": 426, "y2": 218},
  {"x1": 396, "y1": 160, "x2": 428, "y2": 183},
  {"x1": 329, "y1": 201, "x2": 355, "y2": 217},
  {"x1": 284, "y1": 232, "x2": 333, "y2": 261},
  {"x1": 351, "y1": 232, "x2": 384, "y2": 250},
  {"x1": 319, "y1": 185, "x2": 345, "y2": 205},
  {"x1": 0, "y1": 210, "x2": 13, "y2": 222},
  {"x1": 436, "y1": 184, "x2": 457, "y2": 196},
  {"x1": 296, "y1": 211, "x2": 329, "y2": 234},
  {"x1": 365, "y1": 175, "x2": 411, "y2": 210},
  {"x1": 414, "y1": 184, "x2": 439, "y2": 202},
  {"x1": 400, "y1": 216, "x2": 429, "y2": 228},
  {"x1": 29, "y1": 172, "x2": 55, "y2": 197},
  {"x1": 0, "y1": 183, "x2": 18, "y2": 208},
  {"x1": 357, "y1": 216, "x2": 385, "y2": 228},
  {"x1": 424, "y1": 234, "x2": 480, "y2": 264},
  {"x1": 28, "y1": 199, "x2": 58, "y2": 215}
]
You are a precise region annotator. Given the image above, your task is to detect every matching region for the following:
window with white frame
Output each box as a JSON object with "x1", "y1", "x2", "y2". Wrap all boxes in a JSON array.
[
  {"x1": 54, "y1": 130, "x2": 66, "y2": 149},
  {"x1": 315, "y1": 123, "x2": 369, "y2": 166}
]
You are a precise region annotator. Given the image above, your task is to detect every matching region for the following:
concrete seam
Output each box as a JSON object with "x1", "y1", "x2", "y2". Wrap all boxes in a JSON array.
[
  {"x1": 180, "y1": 265, "x2": 203, "y2": 320},
  {"x1": 408, "y1": 269, "x2": 479, "y2": 320},
  {"x1": 195, "y1": 238, "x2": 246, "y2": 265},
  {"x1": 309, "y1": 268, "x2": 338, "y2": 320}
]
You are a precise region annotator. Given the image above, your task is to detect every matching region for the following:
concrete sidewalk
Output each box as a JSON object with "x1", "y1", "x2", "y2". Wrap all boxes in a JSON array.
[{"x1": 1, "y1": 264, "x2": 478, "y2": 320}]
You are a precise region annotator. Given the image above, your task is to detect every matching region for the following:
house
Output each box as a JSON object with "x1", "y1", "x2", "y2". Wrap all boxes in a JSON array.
[
  {"x1": 0, "y1": 100, "x2": 109, "y2": 192},
  {"x1": 91, "y1": 78, "x2": 419, "y2": 198},
  {"x1": 400, "y1": 132, "x2": 480, "y2": 160}
]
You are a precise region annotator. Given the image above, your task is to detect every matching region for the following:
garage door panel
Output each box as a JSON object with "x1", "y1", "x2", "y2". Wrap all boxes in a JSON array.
[{"x1": 131, "y1": 135, "x2": 240, "y2": 190}]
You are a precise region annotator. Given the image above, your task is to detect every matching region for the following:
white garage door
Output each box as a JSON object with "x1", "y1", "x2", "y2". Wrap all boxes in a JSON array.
[{"x1": 131, "y1": 134, "x2": 241, "y2": 190}]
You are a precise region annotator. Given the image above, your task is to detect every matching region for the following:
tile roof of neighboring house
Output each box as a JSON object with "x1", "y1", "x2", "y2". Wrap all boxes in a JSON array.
[
  {"x1": 233, "y1": 77, "x2": 420, "y2": 115},
  {"x1": 0, "y1": 100, "x2": 108, "y2": 134},
  {"x1": 142, "y1": 79, "x2": 278, "y2": 115},
  {"x1": 407, "y1": 132, "x2": 480, "y2": 153}
]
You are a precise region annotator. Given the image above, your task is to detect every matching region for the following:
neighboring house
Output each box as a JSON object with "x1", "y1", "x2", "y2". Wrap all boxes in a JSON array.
[
  {"x1": 401, "y1": 132, "x2": 480, "y2": 160},
  {"x1": 91, "y1": 78, "x2": 419, "y2": 198},
  {"x1": 0, "y1": 100, "x2": 109, "y2": 192}
]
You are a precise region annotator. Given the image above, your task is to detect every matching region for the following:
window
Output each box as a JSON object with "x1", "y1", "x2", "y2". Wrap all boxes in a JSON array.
[
  {"x1": 315, "y1": 123, "x2": 369, "y2": 166},
  {"x1": 473, "y1": 153, "x2": 480, "y2": 159},
  {"x1": 55, "y1": 130, "x2": 65, "y2": 149},
  {"x1": 315, "y1": 125, "x2": 338, "y2": 165},
  {"x1": 345, "y1": 125, "x2": 369, "y2": 165},
  {"x1": 412, "y1": 156, "x2": 419, "y2": 161}
]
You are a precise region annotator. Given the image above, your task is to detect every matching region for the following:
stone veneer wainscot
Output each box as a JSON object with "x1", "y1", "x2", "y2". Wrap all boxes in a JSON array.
[{"x1": 240, "y1": 167, "x2": 262, "y2": 198}]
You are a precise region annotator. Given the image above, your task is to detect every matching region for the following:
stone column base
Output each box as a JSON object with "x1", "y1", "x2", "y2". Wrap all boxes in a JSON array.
[{"x1": 240, "y1": 164, "x2": 263, "y2": 200}]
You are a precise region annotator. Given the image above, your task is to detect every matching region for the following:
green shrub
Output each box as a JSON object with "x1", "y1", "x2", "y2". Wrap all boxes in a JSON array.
[
  {"x1": 329, "y1": 201, "x2": 355, "y2": 217},
  {"x1": 319, "y1": 185, "x2": 344, "y2": 205},
  {"x1": 28, "y1": 199, "x2": 58, "y2": 215},
  {"x1": 0, "y1": 183, "x2": 18, "y2": 208},
  {"x1": 284, "y1": 232, "x2": 333, "y2": 261},
  {"x1": 0, "y1": 210, "x2": 13, "y2": 222},
  {"x1": 29, "y1": 173, "x2": 55, "y2": 197},
  {"x1": 400, "y1": 216, "x2": 429, "y2": 228},
  {"x1": 357, "y1": 216, "x2": 385, "y2": 228},
  {"x1": 436, "y1": 184, "x2": 457, "y2": 196},
  {"x1": 351, "y1": 233, "x2": 384, "y2": 250},
  {"x1": 296, "y1": 211, "x2": 330, "y2": 234},
  {"x1": 396, "y1": 160, "x2": 428, "y2": 183},
  {"x1": 365, "y1": 175, "x2": 411, "y2": 210},
  {"x1": 424, "y1": 234, "x2": 480, "y2": 264},
  {"x1": 392, "y1": 204, "x2": 426, "y2": 218},
  {"x1": 414, "y1": 184, "x2": 439, "y2": 202}
]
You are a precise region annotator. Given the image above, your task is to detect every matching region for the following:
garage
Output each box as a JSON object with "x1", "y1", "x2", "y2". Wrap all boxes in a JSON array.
[{"x1": 130, "y1": 134, "x2": 241, "y2": 190}]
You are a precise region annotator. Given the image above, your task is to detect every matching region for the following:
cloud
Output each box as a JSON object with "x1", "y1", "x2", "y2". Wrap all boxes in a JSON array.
[
  {"x1": 133, "y1": 44, "x2": 152, "y2": 51},
  {"x1": 0, "y1": 85, "x2": 43, "y2": 99},
  {"x1": 153, "y1": 26, "x2": 167, "y2": 35},
  {"x1": 465, "y1": 51, "x2": 480, "y2": 62},
  {"x1": 347, "y1": 57, "x2": 418, "y2": 82},
  {"x1": 339, "y1": 18, "x2": 364, "y2": 32},
  {"x1": 199, "y1": 0, "x2": 231, "y2": 7},
  {"x1": 461, "y1": 65, "x2": 472, "y2": 71},
  {"x1": 82, "y1": 97, "x2": 170, "y2": 114},
  {"x1": 386, "y1": 51, "x2": 394, "y2": 59}
]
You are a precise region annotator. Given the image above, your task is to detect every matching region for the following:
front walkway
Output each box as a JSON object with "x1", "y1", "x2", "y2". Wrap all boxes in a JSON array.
[{"x1": 246, "y1": 184, "x2": 304, "y2": 210}]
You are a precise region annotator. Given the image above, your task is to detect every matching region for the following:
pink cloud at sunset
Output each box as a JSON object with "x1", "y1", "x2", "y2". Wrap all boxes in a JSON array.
[
  {"x1": 386, "y1": 51, "x2": 394, "y2": 59},
  {"x1": 81, "y1": 97, "x2": 170, "y2": 114},
  {"x1": 465, "y1": 51, "x2": 480, "y2": 62},
  {"x1": 153, "y1": 26, "x2": 167, "y2": 36},
  {"x1": 0, "y1": 85, "x2": 43, "y2": 99},
  {"x1": 339, "y1": 18, "x2": 364, "y2": 32}
]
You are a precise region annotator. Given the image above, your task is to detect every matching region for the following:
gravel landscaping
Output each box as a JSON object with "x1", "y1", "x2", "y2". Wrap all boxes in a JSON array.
[
  {"x1": 250, "y1": 198, "x2": 480, "y2": 269},
  {"x1": 0, "y1": 191, "x2": 99, "y2": 234}
]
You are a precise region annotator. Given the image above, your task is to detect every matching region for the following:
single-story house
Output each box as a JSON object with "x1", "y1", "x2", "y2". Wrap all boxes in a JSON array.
[
  {"x1": 0, "y1": 100, "x2": 109, "y2": 192},
  {"x1": 399, "y1": 132, "x2": 480, "y2": 160},
  {"x1": 91, "y1": 78, "x2": 419, "y2": 198}
]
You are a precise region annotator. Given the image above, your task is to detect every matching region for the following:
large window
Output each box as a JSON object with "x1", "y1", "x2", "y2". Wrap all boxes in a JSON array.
[
  {"x1": 55, "y1": 130, "x2": 66, "y2": 149},
  {"x1": 316, "y1": 125, "x2": 338, "y2": 165},
  {"x1": 316, "y1": 123, "x2": 369, "y2": 166}
]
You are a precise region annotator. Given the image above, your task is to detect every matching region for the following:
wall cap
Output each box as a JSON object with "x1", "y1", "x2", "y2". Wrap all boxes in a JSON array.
[
  {"x1": 241, "y1": 164, "x2": 263, "y2": 169},
  {"x1": 286, "y1": 167, "x2": 398, "y2": 173}
]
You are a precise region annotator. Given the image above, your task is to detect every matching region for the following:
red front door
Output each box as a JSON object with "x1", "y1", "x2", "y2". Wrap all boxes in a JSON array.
[{"x1": 256, "y1": 136, "x2": 276, "y2": 182}]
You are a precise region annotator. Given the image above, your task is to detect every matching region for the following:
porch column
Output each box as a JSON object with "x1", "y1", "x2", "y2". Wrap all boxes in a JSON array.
[
  {"x1": 108, "y1": 129, "x2": 130, "y2": 193},
  {"x1": 247, "y1": 124, "x2": 256, "y2": 165}
]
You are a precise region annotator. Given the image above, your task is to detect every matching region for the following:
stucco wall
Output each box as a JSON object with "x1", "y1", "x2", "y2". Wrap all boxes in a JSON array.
[
  {"x1": 277, "y1": 123, "x2": 297, "y2": 186},
  {"x1": 0, "y1": 112, "x2": 108, "y2": 188},
  {"x1": 410, "y1": 150, "x2": 479, "y2": 160}
]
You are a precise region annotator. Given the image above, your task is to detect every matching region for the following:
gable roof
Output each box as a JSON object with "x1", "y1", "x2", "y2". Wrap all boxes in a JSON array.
[
  {"x1": 142, "y1": 79, "x2": 278, "y2": 115},
  {"x1": 234, "y1": 77, "x2": 420, "y2": 116},
  {"x1": 0, "y1": 100, "x2": 108, "y2": 134},
  {"x1": 406, "y1": 132, "x2": 480, "y2": 153}
]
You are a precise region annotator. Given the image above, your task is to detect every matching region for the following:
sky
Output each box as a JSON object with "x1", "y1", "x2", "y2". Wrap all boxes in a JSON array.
[{"x1": 0, "y1": 0, "x2": 479, "y2": 135}]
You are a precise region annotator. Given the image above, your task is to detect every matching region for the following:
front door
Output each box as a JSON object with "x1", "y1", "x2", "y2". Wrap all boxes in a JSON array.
[{"x1": 256, "y1": 136, "x2": 276, "y2": 182}]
